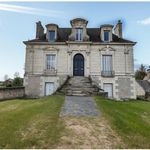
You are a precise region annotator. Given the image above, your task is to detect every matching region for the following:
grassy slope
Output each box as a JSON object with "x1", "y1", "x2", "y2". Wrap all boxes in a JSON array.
[
  {"x1": 0, "y1": 95, "x2": 65, "y2": 148},
  {"x1": 95, "y1": 97, "x2": 150, "y2": 148}
]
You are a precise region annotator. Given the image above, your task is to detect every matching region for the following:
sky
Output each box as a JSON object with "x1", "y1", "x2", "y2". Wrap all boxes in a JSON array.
[{"x1": 0, "y1": 2, "x2": 150, "y2": 81}]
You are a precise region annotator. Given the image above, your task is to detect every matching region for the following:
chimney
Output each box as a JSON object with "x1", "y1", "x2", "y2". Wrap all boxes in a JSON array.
[
  {"x1": 114, "y1": 20, "x2": 122, "y2": 38},
  {"x1": 36, "y1": 21, "x2": 44, "y2": 39}
]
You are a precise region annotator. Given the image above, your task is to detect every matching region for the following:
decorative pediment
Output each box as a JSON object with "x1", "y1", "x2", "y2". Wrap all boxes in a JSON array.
[
  {"x1": 99, "y1": 46, "x2": 116, "y2": 51},
  {"x1": 70, "y1": 18, "x2": 88, "y2": 28}
]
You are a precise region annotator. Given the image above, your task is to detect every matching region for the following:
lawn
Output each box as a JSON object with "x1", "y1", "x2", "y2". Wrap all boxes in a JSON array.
[
  {"x1": 0, "y1": 95, "x2": 150, "y2": 148},
  {"x1": 95, "y1": 97, "x2": 150, "y2": 149},
  {"x1": 0, "y1": 95, "x2": 65, "y2": 148}
]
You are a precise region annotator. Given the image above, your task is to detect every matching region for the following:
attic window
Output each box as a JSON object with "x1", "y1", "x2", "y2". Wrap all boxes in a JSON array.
[
  {"x1": 104, "y1": 30, "x2": 110, "y2": 42},
  {"x1": 75, "y1": 28, "x2": 83, "y2": 41},
  {"x1": 49, "y1": 30, "x2": 56, "y2": 41}
]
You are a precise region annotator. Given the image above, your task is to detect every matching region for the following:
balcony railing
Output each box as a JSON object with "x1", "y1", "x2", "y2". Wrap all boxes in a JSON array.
[
  {"x1": 101, "y1": 70, "x2": 115, "y2": 77},
  {"x1": 43, "y1": 69, "x2": 57, "y2": 76}
]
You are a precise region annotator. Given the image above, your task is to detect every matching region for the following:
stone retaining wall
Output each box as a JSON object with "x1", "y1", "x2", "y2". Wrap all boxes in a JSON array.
[{"x1": 0, "y1": 87, "x2": 25, "y2": 100}]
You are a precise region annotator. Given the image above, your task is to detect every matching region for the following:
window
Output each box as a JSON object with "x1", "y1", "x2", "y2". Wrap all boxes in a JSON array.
[
  {"x1": 103, "y1": 83, "x2": 113, "y2": 98},
  {"x1": 46, "y1": 54, "x2": 56, "y2": 70},
  {"x1": 102, "y1": 55, "x2": 114, "y2": 77},
  {"x1": 48, "y1": 30, "x2": 55, "y2": 41},
  {"x1": 75, "y1": 28, "x2": 83, "y2": 41},
  {"x1": 104, "y1": 30, "x2": 110, "y2": 42},
  {"x1": 45, "y1": 82, "x2": 54, "y2": 96}
]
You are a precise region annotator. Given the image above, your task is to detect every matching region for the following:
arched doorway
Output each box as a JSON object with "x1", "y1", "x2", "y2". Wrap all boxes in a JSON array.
[{"x1": 73, "y1": 53, "x2": 84, "y2": 76}]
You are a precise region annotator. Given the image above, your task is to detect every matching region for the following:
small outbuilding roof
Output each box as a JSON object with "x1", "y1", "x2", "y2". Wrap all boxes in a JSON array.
[{"x1": 136, "y1": 80, "x2": 150, "y2": 92}]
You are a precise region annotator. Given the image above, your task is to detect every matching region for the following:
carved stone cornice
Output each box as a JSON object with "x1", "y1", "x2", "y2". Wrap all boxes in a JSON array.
[
  {"x1": 67, "y1": 50, "x2": 72, "y2": 55},
  {"x1": 29, "y1": 49, "x2": 34, "y2": 53},
  {"x1": 124, "y1": 48, "x2": 130, "y2": 54},
  {"x1": 43, "y1": 46, "x2": 59, "y2": 51}
]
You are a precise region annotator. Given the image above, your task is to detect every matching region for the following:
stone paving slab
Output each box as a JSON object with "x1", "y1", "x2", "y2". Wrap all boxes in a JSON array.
[{"x1": 60, "y1": 96, "x2": 100, "y2": 117}]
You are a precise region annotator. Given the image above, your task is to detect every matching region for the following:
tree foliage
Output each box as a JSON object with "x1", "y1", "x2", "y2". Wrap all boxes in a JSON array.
[
  {"x1": 12, "y1": 77, "x2": 23, "y2": 87},
  {"x1": 135, "y1": 64, "x2": 147, "y2": 80}
]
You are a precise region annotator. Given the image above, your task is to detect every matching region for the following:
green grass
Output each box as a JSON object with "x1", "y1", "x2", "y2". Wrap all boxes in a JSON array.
[
  {"x1": 0, "y1": 95, "x2": 65, "y2": 148},
  {"x1": 95, "y1": 97, "x2": 150, "y2": 148}
]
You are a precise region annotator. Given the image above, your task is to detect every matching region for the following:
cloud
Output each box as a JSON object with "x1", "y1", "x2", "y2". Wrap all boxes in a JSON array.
[
  {"x1": 137, "y1": 17, "x2": 150, "y2": 25},
  {"x1": 0, "y1": 3, "x2": 63, "y2": 17}
]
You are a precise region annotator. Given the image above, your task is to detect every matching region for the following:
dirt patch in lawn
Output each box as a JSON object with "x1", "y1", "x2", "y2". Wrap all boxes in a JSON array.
[
  {"x1": 0, "y1": 103, "x2": 20, "y2": 112},
  {"x1": 57, "y1": 116, "x2": 125, "y2": 149}
]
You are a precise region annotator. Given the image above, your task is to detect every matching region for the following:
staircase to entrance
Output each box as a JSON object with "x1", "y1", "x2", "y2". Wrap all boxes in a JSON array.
[{"x1": 57, "y1": 76, "x2": 102, "y2": 96}]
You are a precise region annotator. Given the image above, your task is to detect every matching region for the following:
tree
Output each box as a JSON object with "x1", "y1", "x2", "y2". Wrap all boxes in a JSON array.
[
  {"x1": 135, "y1": 64, "x2": 147, "y2": 80},
  {"x1": 12, "y1": 77, "x2": 23, "y2": 87}
]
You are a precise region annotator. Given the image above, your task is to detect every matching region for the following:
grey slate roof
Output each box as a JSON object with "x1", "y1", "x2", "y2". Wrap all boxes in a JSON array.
[
  {"x1": 25, "y1": 28, "x2": 135, "y2": 44},
  {"x1": 136, "y1": 80, "x2": 150, "y2": 92}
]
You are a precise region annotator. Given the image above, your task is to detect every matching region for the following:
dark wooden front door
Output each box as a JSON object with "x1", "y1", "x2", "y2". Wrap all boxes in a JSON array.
[{"x1": 73, "y1": 54, "x2": 84, "y2": 76}]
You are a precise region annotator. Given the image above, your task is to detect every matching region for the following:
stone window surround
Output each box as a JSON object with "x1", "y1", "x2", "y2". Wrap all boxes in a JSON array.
[
  {"x1": 103, "y1": 83, "x2": 113, "y2": 98},
  {"x1": 69, "y1": 18, "x2": 89, "y2": 41},
  {"x1": 48, "y1": 30, "x2": 57, "y2": 42},
  {"x1": 40, "y1": 76, "x2": 59, "y2": 96},
  {"x1": 46, "y1": 54, "x2": 56, "y2": 70},
  {"x1": 44, "y1": 82, "x2": 54, "y2": 96},
  {"x1": 46, "y1": 24, "x2": 58, "y2": 42},
  {"x1": 102, "y1": 78, "x2": 116, "y2": 98},
  {"x1": 43, "y1": 48, "x2": 58, "y2": 74},
  {"x1": 99, "y1": 47, "x2": 115, "y2": 75},
  {"x1": 75, "y1": 28, "x2": 83, "y2": 41},
  {"x1": 100, "y1": 25, "x2": 113, "y2": 42},
  {"x1": 68, "y1": 50, "x2": 90, "y2": 77},
  {"x1": 104, "y1": 30, "x2": 110, "y2": 42}
]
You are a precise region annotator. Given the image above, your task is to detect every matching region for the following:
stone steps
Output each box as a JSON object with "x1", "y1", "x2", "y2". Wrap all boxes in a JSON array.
[
  {"x1": 67, "y1": 93, "x2": 88, "y2": 97},
  {"x1": 57, "y1": 76, "x2": 100, "y2": 96}
]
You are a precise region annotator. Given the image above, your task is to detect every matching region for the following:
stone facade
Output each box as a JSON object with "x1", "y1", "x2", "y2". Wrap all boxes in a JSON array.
[{"x1": 23, "y1": 18, "x2": 136, "y2": 100}]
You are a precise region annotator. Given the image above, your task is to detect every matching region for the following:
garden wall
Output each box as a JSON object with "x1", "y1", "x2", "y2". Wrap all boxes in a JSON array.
[{"x1": 0, "y1": 87, "x2": 25, "y2": 100}]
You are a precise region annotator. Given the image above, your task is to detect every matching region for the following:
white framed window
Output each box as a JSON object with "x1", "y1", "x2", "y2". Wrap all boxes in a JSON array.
[
  {"x1": 46, "y1": 54, "x2": 56, "y2": 70},
  {"x1": 102, "y1": 55, "x2": 112, "y2": 71},
  {"x1": 75, "y1": 28, "x2": 83, "y2": 41},
  {"x1": 104, "y1": 30, "x2": 110, "y2": 42},
  {"x1": 48, "y1": 30, "x2": 56, "y2": 41},
  {"x1": 103, "y1": 83, "x2": 113, "y2": 98},
  {"x1": 45, "y1": 82, "x2": 54, "y2": 96},
  {"x1": 102, "y1": 55, "x2": 114, "y2": 77}
]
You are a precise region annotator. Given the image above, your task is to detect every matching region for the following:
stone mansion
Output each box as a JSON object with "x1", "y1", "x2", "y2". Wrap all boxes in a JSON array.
[{"x1": 23, "y1": 18, "x2": 136, "y2": 100}]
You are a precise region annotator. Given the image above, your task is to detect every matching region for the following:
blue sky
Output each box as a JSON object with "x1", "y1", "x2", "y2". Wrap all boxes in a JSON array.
[{"x1": 0, "y1": 2, "x2": 150, "y2": 80}]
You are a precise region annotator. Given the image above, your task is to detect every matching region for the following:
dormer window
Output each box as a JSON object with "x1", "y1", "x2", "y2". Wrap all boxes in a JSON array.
[
  {"x1": 100, "y1": 24, "x2": 113, "y2": 42},
  {"x1": 48, "y1": 30, "x2": 56, "y2": 42},
  {"x1": 104, "y1": 30, "x2": 110, "y2": 42},
  {"x1": 75, "y1": 28, "x2": 83, "y2": 41}
]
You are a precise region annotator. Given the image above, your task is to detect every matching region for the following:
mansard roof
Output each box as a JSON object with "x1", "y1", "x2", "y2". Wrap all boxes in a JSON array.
[{"x1": 24, "y1": 28, "x2": 135, "y2": 44}]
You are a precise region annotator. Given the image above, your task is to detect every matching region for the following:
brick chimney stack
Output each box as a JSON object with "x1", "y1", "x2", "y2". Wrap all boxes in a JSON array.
[
  {"x1": 114, "y1": 20, "x2": 122, "y2": 38},
  {"x1": 36, "y1": 21, "x2": 44, "y2": 39}
]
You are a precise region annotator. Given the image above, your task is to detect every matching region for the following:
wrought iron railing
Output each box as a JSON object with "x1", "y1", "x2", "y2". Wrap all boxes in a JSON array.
[
  {"x1": 101, "y1": 70, "x2": 115, "y2": 77},
  {"x1": 44, "y1": 69, "x2": 57, "y2": 75}
]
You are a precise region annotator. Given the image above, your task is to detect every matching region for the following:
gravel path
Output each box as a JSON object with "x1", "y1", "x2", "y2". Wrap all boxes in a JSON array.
[{"x1": 60, "y1": 96, "x2": 100, "y2": 117}]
